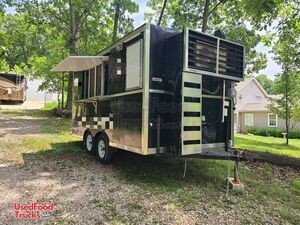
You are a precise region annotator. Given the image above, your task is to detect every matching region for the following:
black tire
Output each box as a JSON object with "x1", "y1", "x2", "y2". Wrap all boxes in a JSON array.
[
  {"x1": 94, "y1": 134, "x2": 114, "y2": 164},
  {"x1": 83, "y1": 130, "x2": 94, "y2": 154}
]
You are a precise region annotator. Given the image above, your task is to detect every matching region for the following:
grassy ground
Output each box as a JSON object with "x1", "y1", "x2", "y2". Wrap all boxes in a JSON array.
[
  {"x1": 235, "y1": 133, "x2": 300, "y2": 158},
  {"x1": 0, "y1": 109, "x2": 299, "y2": 224}
]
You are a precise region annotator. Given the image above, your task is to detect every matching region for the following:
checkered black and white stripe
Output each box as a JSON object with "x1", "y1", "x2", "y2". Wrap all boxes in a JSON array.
[{"x1": 78, "y1": 113, "x2": 114, "y2": 130}]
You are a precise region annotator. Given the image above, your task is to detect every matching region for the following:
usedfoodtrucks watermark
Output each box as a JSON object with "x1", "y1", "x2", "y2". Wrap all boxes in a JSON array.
[{"x1": 14, "y1": 202, "x2": 54, "y2": 219}]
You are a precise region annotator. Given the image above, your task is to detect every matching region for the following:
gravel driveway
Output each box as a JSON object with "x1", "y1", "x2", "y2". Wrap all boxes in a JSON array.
[{"x1": 0, "y1": 101, "x2": 44, "y2": 110}]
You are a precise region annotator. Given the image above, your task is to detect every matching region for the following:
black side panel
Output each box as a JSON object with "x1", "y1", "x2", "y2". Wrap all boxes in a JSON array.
[
  {"x1": 202, "y1": 76, "x2": 232, "y2": 97},
  {"x1": 165, "y1": 33, "x2": 183, "y2": 93},
  {"x1": 201, "y1": 77, "x2": 233, "y2": 144},
  {"x1": 147, "y1": 28, "x2": 183, "y2": 154},
  {"x1": 148, "y1": 92, "x2": 181, "y2": 153},
  {"x1": 201, "y1": 97, "x2": 224, "y2": 144},
  {"x1": 73, "y1": 93, "x2": 143, "y2": 149},
  {"x1": 149, "y1": 25, "x2": 178, "y2": 90},
  {"x1": 107, "y1": 49, "x2": 126, "y2": 95}
]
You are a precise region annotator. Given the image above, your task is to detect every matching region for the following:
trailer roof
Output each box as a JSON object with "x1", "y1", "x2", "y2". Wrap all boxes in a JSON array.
[{"x1": 51, "y1": 56, "x2": 108, "y2": 72}]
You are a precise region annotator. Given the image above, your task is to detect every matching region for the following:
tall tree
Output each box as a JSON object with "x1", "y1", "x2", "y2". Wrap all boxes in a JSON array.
[
  {"x1": 157, "y1": 0, "x2": 168, "y2": 26},
  {"x1": 111, "y1": 0, "x2": 138, "y2": 43},
  {"x1": 10, "y1": 0, "x2": 138, "y2": 110},
  {"x1": 255, "y1": 74, "x2": 274, "y2": 94},
  {"x1": 268, "y1": 70, "x2": 299, "y2": 145},
  {"x1": 145, "y1": 0, "x2": 267, "y2": 75},
  {"x1": 267, "y1": 1, "x2": 300, "y2": 145}
]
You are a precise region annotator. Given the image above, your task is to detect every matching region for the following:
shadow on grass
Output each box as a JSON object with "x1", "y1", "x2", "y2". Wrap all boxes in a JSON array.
[
  {"x1": 0, "y1": 109, "x2": 52, "y2": 117},
  {"x1": 26, "y1": 141, "x2": 229, "y2": 192},
  {"x1": 0, "y1": 110, "x2": 71, "y2": 135},
  {"x1": 32, "y1": 141, "x2": 83, "y2": 155},
  {"x1": 113, "y1": 152, "x2": 228, "y2": 191}
]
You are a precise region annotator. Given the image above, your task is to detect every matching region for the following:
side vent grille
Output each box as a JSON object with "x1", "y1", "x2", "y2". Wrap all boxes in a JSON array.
[
  {"x1": 219, "y1": 40, "x2": 244, "y2": 78},
  {"x1": 188, "y1": 30, "x2": 217, "y2": 73},
  {"x1": 187, "y1": 29, "x2": 244, "y2": 80}
]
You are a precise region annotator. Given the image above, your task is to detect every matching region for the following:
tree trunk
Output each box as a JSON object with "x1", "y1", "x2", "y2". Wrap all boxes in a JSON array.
[
  {"x1": 202, "y1": 0, "x2": 210, "y2": 33},
  {"x1": 65, "y1": 72, "x2": 74, "y2": 110},
  {"x1": 284, "y1": 70, "x2": 289, "y2": 145},
  {"x1": 57, "y1": 92, "x2": 60, "y2": 108},
  {"x1": 61, "y1": 73, "x2": 65, "y2": 108},
  {"x1": 112, "y1": 3, "x2": 120, "y2": 43},
  {"x1": 65, "y1": 1, "x2": 80, "y2": 110},
  {"x1": 157, "y1": 0, "x2": 168, "y2": 26}
]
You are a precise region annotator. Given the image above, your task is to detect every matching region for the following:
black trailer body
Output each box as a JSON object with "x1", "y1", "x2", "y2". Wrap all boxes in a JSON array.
[{"x1": 52, "y1": 24, "x2": 244, "y2": 159}]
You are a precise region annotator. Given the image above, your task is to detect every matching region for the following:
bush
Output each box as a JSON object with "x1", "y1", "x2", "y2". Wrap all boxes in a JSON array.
[
  {"x1": 43, "y1": 101, "x2": 58, "y2": 111},
  {"x1": 53, "y1": 108, "x2": 71, "y2": 118},
  {"x1": 289, "y1": 130, "x2": 300, "y2": 139},
  {"x1": 246, "y1": 128, "x2": 300, "y2": 139},
  {"x1": 247, "y1": 128, "x2": 258, "y2": 135},
  {"x1": 42, "y1": 102, "x2": 71, "y2": 118},
  {"x1": 257, "y1": 128, "x2": 268, "y2": 136}
]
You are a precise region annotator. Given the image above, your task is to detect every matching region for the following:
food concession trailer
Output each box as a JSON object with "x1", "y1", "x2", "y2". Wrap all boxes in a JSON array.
[
  {"x1": 52, "y1": 24, "x2": 245, "y2": 164},
  {"x1": 0, "y1": 73, "x2": 27, "y2": 103}
]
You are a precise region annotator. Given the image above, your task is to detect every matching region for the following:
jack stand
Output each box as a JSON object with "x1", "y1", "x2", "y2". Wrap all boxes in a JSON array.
[{"x1": 227, "y1": 151, "x2": 244, "y2": 191}]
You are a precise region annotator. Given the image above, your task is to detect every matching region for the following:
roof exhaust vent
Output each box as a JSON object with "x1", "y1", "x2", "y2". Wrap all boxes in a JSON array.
[{"x1": 213, "y1": 29, "x2": 225, "y2": 39}]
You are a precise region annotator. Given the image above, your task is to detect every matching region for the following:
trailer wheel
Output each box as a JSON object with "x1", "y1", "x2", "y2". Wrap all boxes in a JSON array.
[
  {"x1": 83, "y1": 130, "x2": 94, "y2": 154},
  {"x1": 95, "y1": 134, "x2": 113, "y2": 164}
]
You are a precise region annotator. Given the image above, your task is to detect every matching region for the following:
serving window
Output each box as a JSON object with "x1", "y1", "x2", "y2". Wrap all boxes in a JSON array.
[
  {"x1": 74, "y1": 37, "x2": 144, "y2": 99},
  {"x1": 126, "y1": 40, "x2": 143, "y2": 90}
]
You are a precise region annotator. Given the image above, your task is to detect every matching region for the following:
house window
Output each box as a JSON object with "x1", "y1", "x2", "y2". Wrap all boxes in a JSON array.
[
  {"x1": 268, "y1": 113, "x2": 278, "y2": 127},
  {"x1": 245, "y1": 114, "x2": 253, "y2": 126},
  {"x1": 255, "y1": 95, "x2": 262, "y2": 102}
]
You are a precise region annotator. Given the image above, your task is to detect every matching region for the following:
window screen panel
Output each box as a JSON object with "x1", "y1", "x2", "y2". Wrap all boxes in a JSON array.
[
  {"x1": 89, "y1": 68, "x2": 96, "y2": 97},
  {"x1": 74, "y1": 72, "x2": 84, "y2": 100},
  {"x1": 84, "y1": 70, "x2": 89, "y2": 99},
  {"x1": 96, "y1": 65, "x2": 102, "y2": 96},
  {"x1": 126, "y1": 40, "x2": 143, "y2": 90}
]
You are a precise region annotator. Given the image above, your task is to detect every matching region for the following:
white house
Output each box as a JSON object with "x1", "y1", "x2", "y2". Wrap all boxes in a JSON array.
[
  {"x1": 26, "y1": 79, "x2": 57, "y2": 103},
  {"x1": 234, "y1": 77, "x2": 300, "y2": 132}
]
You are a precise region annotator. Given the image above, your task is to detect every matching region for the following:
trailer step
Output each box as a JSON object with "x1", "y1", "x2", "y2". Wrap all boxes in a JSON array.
[{"x1": 181, "y1": 72, "x2": 202, "y2": 155}]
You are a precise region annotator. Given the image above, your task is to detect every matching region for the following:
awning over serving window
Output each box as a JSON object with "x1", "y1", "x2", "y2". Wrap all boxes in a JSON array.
[{"x1": 51, "y1": 56, "x2": 108, "y2": 72}]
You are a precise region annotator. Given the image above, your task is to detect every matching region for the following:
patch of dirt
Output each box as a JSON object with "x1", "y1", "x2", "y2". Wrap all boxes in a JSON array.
[
  {"x1": 0, "y1": 112, "x2": 44, "y2": 165},
  {"x1": 0, "y1": 101, "x2": 44, "y2": 110},
  {"x1": 234, "y1": 148, "x2": 300, "y2": 168}
]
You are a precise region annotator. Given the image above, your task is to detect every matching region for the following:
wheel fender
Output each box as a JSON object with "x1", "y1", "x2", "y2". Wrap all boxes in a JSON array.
[{"x1": 94, "y1": 130, "x2": 109, "y2": 142}]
